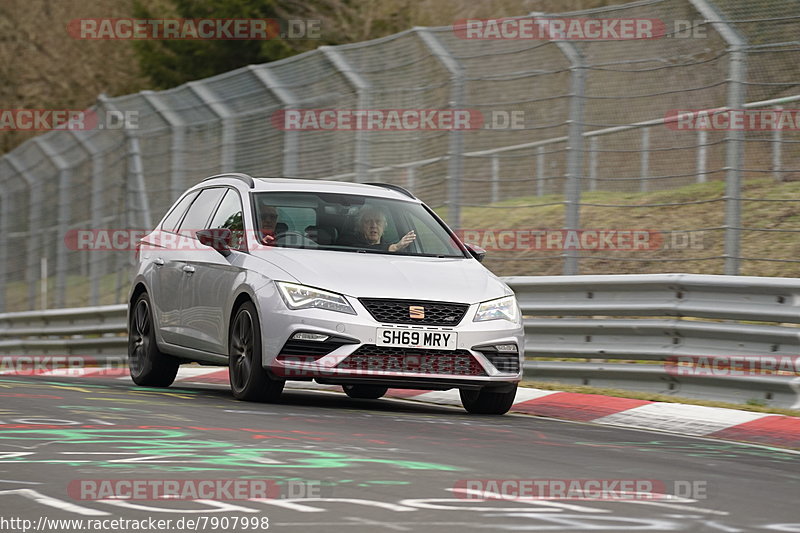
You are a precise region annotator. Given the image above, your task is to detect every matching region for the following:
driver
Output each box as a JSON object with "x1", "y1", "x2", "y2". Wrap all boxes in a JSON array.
[
  {"x1": 340, "y1": 206, "x2": 416, "y2": 252},
  {"x1": 258, "y1": 205, "x2": 279, "y2": 245}
]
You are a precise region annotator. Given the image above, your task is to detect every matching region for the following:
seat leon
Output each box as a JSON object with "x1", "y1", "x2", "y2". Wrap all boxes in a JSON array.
[{"x1": 128, "y1": 173, "x2": 524, "y2": 414}]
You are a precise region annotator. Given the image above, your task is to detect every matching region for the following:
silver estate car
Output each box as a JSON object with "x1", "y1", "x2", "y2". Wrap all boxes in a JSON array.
[{"x1": 128, "y1": 173, "x2": 524, "y2": 414}]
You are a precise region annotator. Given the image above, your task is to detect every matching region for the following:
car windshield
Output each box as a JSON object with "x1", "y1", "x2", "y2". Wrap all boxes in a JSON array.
[{"x1": 252, "y1": 191, "x2": 467, "y2": 258}]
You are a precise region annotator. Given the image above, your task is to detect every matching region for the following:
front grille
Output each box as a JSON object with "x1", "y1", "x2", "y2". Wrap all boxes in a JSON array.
[
  {"x1": 337, "y1": 345, "x2": 484, "y2": 376},
  {"x1": 359, "y1": 298, "x2": 468, "y2": 326},
  {"x1": 480, "y1": 352, "x2": 520, "y2": 373}
]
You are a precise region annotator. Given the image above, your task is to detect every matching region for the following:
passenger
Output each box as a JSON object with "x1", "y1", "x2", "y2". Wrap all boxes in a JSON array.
[
  {"x1": 340, "y1": 206, "x2": 416, "y2": 252},
  {"x1": 258, "y1": 205, "x2": 279, "y2": 244}
]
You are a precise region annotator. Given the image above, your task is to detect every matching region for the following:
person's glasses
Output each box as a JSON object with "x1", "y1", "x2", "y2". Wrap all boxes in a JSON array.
[{"x1": 261, "y1": 213, "x2": 278, "y2": 220}]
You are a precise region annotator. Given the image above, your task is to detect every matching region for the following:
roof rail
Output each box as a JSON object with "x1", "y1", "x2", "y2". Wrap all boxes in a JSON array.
[
  {"x1": 202, "y1": 173, "x2": 255, "y2": 188},
  {"x1": 364, "y1": 182, "x2": 416, "y2": 199}
]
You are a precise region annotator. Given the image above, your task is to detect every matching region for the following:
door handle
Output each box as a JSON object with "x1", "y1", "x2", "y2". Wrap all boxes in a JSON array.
[
  {"x1": 153, "y1": 258, "x2": 165, "y2": 267},
  {"x1": 182, "y1": 265, "x2": 196, "y2": 274}
]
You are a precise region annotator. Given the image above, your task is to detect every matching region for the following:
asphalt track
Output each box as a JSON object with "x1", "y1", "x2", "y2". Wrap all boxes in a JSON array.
[{"x1": 0, "y1": 374, "x2": 797, "y2": 532}]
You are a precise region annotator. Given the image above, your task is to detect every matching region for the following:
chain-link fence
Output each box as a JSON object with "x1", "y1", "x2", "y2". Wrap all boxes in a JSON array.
[{"x1": 1, "y1": 0, "x2": 799, "y2": 312}]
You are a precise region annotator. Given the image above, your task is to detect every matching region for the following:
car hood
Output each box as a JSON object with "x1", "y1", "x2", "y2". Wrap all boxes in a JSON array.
[{"x1": 250, "y1": 248, "x2": 510, "y2": 303}]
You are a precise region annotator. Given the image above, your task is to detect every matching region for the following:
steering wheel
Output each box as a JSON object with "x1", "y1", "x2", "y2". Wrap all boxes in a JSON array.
[{"x1": 274, "y1": 231, "x2": 316, "y2": 247}]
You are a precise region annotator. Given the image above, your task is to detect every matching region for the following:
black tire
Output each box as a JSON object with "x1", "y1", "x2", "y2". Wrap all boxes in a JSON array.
[
  {"x1": 128, "y1": 292, "x2": 180, "y2": 387},
  {"x1": 342, "y1": 384, "x2": 388, "y2": 399},
  {"x1": 229, "y1": 301, "x2": 284, "y2": 402},
  {"x1": 460, "y1": 384, "x2": 518, "y2": 415}
]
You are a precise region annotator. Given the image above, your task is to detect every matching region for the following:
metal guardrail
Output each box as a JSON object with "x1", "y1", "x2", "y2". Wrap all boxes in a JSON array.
[{"x1": 0, "y1": 275, "x2": 797, "y2": 408}]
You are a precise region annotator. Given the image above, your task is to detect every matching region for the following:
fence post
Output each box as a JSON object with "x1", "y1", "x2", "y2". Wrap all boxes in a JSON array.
[
  {"x1": 320, "y1": 47, "x2": 371, "y2": 183},
  {"x1": 556, "y1": 42, "x2": 587, "y2": 276},
  {"x1": 536, "y1": 146, "x2": 545, "y2": 196},
  {"x1": 588, "y1": 136, "x2": 598, "y2": 192},
  {"x1": 6, "y1": 154, "x2": 41, "y2": 309},
  {"x1": 491, "y1": 154, "x2": 500, "y2": 203},
  {"x1": 71, "y1": 127, "x2": 109, "y2": 306},
  {"x1": 141, "y1": 91, "x2": 186, "y2": 199},
  {"x1": 0, "y1": 186, "x2": 8, "y2": 312},
  {"x1": 416, "y1": 28, "x2": 465, "y2": 230},
  {"x1": 689, "y1": 0, "x2": 747, "y2": 276},
  {"x1": 98, "y1": 96, "x2": 151, "y2": 303},
  {"x1": 249, "y1": 65, "x2": 299, "y2": 177},
  {"x1": 33, "y1": 137, "x2": 72, "y2": 308},
  {"x1": 406, "y1": 166, "x2": 416, "y2": 194},
  {"x1": 187, "y1": 81, "x2": 236, "y2": 172},
  {"x1": 696, "y1": 129, "x2": 707, "y2": 183},
  {"x1": 772, "y1": 105, "x2": 783, "y2": 181},
  {"x1": 640, "y1": 127, "x2": 650, "y2": 193}
]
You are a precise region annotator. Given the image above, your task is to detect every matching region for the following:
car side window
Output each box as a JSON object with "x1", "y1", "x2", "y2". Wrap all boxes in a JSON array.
[
  {"x1": 178, "y1": 188, "x2": 227, "y2": 237},
  {"x1": 208, "y1": 189, "x2": 245, "y2": 251},
  {"x1": 161, "y1": 191, "x2": 199, "y2": 233}
]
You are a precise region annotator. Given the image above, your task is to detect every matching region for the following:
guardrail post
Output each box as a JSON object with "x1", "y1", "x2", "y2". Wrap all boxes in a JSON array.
[
  {"x1": 187, "y1": 81, "x2": 236, "y2": 172},
  {"x1": 249, "y1": 65, "x2": 300, "y2": 177},
  {"x1": 696, "y1": 129, "x2": 707, "y2": 183},
  {"x1": 33, "y1": 138, "x2": 72, "y2": 308},
  {"x1": 416, "y1": 28, "x2": 465, "y2": 230},
  {"x1": 320, "y1": 47, "x2": 371, "y2": 183},
  {"x1": 6, "y1": 154, "x2": 41, "y2": 309},
  {"x1": 639, "y1": 127, "x2": 650, "y2": 193},
  {"x1": 689, "y1": 0, "x2": 747, "y2": 276},
  {"x1": 772, "y1": 105, "x2": 783, "y2": 181}
]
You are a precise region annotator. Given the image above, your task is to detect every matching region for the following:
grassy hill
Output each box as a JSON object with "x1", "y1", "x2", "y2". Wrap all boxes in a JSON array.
[{"x1": 451, "y1": 177, "x2": 800, "y2": 277}]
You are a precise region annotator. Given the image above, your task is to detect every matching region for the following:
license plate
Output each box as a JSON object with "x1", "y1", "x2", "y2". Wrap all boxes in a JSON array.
[{"x1": 376, "y1": 328, "x2": 457, "y2": 350}]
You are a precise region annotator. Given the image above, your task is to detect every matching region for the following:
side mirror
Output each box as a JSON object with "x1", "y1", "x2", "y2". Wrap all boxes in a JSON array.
[
  {"x1": 465, "y1": 242, "x2": 486, "y2": 262},
  {"x1": 196, "y1": 228, "x2": 232, "y2": 257}
]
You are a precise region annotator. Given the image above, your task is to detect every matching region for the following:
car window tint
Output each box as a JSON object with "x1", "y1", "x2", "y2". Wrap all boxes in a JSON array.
[
  {"x1": 209, "y1": 189, "x2": 245, "y2": 250},
  {"x1": 161, "y1": 190, "x2": 199, "y2": 233},
  {"x1": 178, "y1": 188, "x2": 226, "y2": 236}
]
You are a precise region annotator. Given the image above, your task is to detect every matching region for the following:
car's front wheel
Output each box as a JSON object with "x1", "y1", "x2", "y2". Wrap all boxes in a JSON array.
[
  {"x1": 128, "y1": 292, "x2": 180, "y2": 387},
  {"x1": 342, "y1": 384, "x2": 388, "y2": 399},
  {"x1": 460, "y1": 384, "x2": 518, "y2": 415},
  {"x1": 229, "y1": 301, "x2": 284, "y2": 402}
]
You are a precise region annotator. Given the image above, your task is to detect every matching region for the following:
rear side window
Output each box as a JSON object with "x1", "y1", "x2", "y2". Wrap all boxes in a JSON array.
[
  {"x1": 178, "y1": 188, "x2": 227, "y2": 236},
  {"x1": 161, "y1": 191, "x2": 199, "y2": 233}
]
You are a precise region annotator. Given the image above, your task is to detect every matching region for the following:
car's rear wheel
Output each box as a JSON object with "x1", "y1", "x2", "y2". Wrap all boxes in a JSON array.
[
  {"x1": 342, "y1": 384, "x2": 388, "y2": 399},
  {"x1": 128, "y1": 292, "x2": 179, "y2": 387},
  {"x1": 460, "y1": 384, "x2": 518, "y2": 415},
  {"x1": 229, "y1": 301, "x2": 284, "y2": 402}
]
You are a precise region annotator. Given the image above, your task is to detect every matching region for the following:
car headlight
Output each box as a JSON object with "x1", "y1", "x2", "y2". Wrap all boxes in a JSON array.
[
  {"x1": 474, "y1": 295, "x2": 519, "y2": 323},
  {"x1": 276, "y1": 282, "x2": 356, "y2": 315}
]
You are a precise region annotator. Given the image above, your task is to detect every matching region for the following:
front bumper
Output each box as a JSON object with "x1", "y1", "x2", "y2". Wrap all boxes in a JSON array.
[{"x1": 257, "y1": 290, "x2": 524, "y2": 386}]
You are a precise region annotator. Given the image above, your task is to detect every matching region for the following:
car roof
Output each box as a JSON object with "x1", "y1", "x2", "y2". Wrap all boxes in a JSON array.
[{"x1": 198, "y1": 173, "x2": 417, "y2": 202}]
